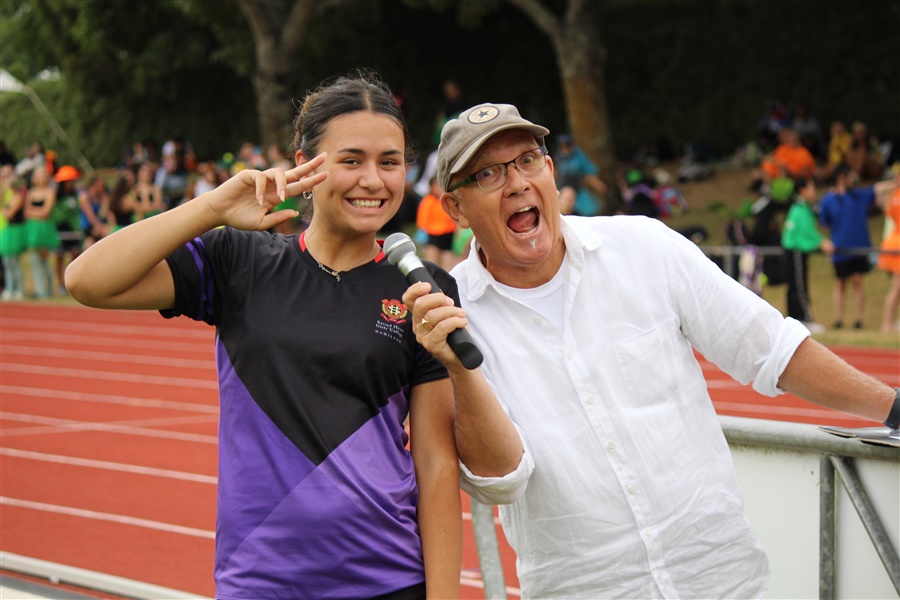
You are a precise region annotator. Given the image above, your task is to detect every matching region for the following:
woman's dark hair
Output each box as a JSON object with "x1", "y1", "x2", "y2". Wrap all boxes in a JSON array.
[
  {"x1": 292, "y1": 70, "x2": 414, "y2": 163},
  {"x1": 109, "y1": 176, "x2": 132, "y2": 212}
]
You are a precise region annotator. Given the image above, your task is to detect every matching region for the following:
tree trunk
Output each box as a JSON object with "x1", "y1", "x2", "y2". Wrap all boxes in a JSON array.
[
  {"x1": 236, "y1": 0, "x2": 321, "y2": 151},
  {"x1": 249, "y1": 71, "x2": 296, "y2": 151},
  {"x1": 505, "y1": 0, "x2": 620, "y2": 212}
]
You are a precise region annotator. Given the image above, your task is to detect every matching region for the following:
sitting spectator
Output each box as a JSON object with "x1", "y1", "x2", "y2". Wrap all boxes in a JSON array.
[
  {"x1": 818, "y1": 120, "x2": 853, "y2": 184},
  {"x1": 756, "y1": 98, "x2": 790, "y2": 152},
  {"x1": 752, "y1": 128, "x2": 815, "y2": 190},
  {"x1": 554, "y1": 134, "x2": 606, "y2": 216},
  {"x1": 790, "y1": 103, "x2": 825, "y2": 161},
  {"x1": 161, "y1": 134, "x2": 196, "y2": 171},
  {"x1": 122, "y1": 139, "x2": 155, "y2": 174},
  {"x1": 846, "y1": 121, "x2": 885, "y2": 181},
  {"x1": 191, "y1": 161, "x2": 224, "y2": 199},
  {"x1": 79, "y1": 175, "x2": 112, "y2": 249},
  {"x1": 236, "y1": 142, "x2": 268, "y2": 171},
  {"x1": 621, "y1": 170, "x2": 689, "y2": 219},
  {"x1": 154, "y1": 153, "x2": 189, "y2": 209}
]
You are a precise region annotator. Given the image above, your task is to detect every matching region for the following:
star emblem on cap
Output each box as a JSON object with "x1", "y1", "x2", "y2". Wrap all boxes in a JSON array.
[{"x1": 468, "y1": 105, "x2": 499, "y2": 124}]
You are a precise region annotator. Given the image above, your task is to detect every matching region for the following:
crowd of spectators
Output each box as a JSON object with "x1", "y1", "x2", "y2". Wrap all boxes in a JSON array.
[
  {"x1": 750, "y1": 99, "x2": 893, "y2": 191},
  {"x1": 1, "y1": 92, "x2": 897, "y2": 335},
  {"x1": 0, "y1": 133, "x2": 324, "y2": 300},
  {"x1": 725, "y1": 100, "x2": 898, "y2": 333}
]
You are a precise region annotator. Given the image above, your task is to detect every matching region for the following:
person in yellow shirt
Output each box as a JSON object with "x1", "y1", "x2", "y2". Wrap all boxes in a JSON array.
[{"x1": 818, "y1": 120, "x2": 852, "y2": 183}]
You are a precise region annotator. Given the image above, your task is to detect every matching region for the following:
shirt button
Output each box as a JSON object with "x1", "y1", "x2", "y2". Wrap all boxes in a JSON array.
[
  {"x1": 644, "y1": 528, "x2": 654, "y2": 537},
  {"x1": 566, "y1": 351, "x2": 574, "y2": 359},
  {"x1": 607, "y1": 441, "x2": 616, "y2": 450},
  {"x1": 586, "y1": 395, "x2": 595, "y2": 404},
  {"x1": 628, "y1": 484, "x2": 638, "y2": 494},
  {"x1": 532, "y1": 317, "x2": 541, "y2": 325},
  {"x1": 654, "y1": 570, "x2": 664, "y2": 580}
]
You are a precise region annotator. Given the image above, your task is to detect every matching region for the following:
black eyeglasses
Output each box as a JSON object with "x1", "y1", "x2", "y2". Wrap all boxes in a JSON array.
[{"x1": 448, "y1": 146, "x2": 549, "y2": 192}]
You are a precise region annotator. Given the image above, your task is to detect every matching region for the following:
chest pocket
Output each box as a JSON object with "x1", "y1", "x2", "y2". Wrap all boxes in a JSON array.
[{"x1": 613, "y1": 316, "x2": 685, "y2": 407}]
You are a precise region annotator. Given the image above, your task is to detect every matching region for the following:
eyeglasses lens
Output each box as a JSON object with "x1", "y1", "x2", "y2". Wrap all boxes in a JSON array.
[{"x1": 475, "y1": 147, "x2": 547, "y2": 192}]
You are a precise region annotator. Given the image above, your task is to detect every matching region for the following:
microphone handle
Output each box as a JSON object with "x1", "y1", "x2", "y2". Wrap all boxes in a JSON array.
[{"x1": 406, "y1": 266, "x2": 484, "y2": 370}]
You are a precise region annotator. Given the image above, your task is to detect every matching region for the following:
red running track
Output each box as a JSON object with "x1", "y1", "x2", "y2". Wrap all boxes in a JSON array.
[{"x1": 1, "y1": 302, "x2": 897, "y2": 598}]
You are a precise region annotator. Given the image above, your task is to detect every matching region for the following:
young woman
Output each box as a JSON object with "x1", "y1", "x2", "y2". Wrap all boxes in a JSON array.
[
  {"x1": 108, "y1": 172, "x2": 136, "y2": 232},
  {"x1": 23, "y1": 165, "x2": 59, "y2": 298},
  {"x1": 0, "y1": 165, "x2": 26, "y2": 300},
  {"x1": 65, "y1": 74, "x2": 462, "y2": 600},
  {"x1": 130, "y1": 162, "x2": 165, "y2": 220}
]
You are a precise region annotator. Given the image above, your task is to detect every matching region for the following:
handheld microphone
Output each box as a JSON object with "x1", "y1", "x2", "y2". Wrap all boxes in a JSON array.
[{"x1": 384, "y1": 232, "x2": 483, "y2": 370}]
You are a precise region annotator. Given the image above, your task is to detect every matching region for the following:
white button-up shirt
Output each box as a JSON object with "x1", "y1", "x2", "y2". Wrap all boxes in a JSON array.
[{"x1": 453, "y1": 216, "x2": 809, "y2": 599}]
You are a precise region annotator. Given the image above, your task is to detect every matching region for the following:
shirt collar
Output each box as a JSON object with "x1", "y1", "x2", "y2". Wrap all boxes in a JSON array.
[{"x1": 462, "y1": 216, "x2": 605, "y2": 301}]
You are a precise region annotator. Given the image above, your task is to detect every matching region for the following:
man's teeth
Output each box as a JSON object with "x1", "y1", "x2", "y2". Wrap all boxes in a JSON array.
[
  {"x1": 515, "y1": 206, "x2": 536, "y2": 213},
  {"x1": 350, "y1": 199, "x2": 382, "y2": 208}
]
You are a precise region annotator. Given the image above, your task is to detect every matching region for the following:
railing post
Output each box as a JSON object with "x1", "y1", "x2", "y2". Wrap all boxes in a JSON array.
[
  {"x1": 470, "y1": 500, "x2": 507, "y2": 599},
  {"x1": 820, "y1": 454, "x2": 836, "y2": 600},
  {"x1": 830, "y1": 455, "x2": 900, "y2": 595}
]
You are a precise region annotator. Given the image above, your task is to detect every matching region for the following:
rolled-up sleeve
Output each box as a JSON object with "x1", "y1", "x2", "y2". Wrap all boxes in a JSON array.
[
  {"x1": 459, "y1": 422, "x2": 535, "y2": 505},
  {"x1": 751, "y1": 316, "x2": 810, "y2": 396}
]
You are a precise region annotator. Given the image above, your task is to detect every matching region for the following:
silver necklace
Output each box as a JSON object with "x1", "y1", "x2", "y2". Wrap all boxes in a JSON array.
[
  {"x1": 314, "y1": 243, "x2": 379, "y2": 282},
  {"x1": 316, "y1": 260, "x2": 343, "y2": 282}
]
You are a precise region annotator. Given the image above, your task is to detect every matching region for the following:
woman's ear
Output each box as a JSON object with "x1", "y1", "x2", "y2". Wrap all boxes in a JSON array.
[
  {"x1": 295, "y1": 150, "x2": 307, "y2": 167},
  {"x1": 441, "y1": 192, "x2": 470, "y2": 229}
]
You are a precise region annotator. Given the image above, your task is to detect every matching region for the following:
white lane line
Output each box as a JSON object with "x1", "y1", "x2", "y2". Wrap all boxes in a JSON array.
[
  {"x1": 0, "y1": 448, "x2": 217, "y2": 484},
  {"x1": 0, "y1": 317, "x2": 211, "y2": 339},
  {"x1": 710, "y1": 400, "x2": 870, "y2": 421},
  {"x1": 1, "y1": 363, "x2": 217, "y2": 389},
  {"x1": 0, "y1": 385, "x2": 218, "y2": 414},
  {"x1": 0, "y1": 496, "x2": 216, "y2": 539},
  {"x1": 704, "y1": 379, "x2": 743, "y2": 389},
  {"x1": 1, "y1": 345, "x2": 215, "y2": 370},
  {"x1": 0, "y1": 412, "x2": 218, "y2": 443},
  {"x1": 1, "y1": 330, "x2": 212, "y2": 352}
]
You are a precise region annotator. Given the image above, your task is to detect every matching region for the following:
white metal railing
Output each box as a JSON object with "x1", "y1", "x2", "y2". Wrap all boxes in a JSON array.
[{"x1": 471, "y1": 416, "x2": 900, "y2": 599}]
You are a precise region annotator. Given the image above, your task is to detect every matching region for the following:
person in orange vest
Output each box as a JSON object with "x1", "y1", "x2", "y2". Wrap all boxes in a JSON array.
[{"x1": 416, "y1": 175, "x2": 459, "y2": 270}]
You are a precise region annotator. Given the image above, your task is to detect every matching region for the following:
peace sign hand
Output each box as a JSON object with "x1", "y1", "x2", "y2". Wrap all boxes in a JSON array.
[{"x1": 203, "y1": 153, "x2": 327, "y2": 231}]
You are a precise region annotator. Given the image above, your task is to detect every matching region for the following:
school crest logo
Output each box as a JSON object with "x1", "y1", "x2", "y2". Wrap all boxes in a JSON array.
[{"x1": 381, "y1": 299, "x2": 408, "y2": 324}]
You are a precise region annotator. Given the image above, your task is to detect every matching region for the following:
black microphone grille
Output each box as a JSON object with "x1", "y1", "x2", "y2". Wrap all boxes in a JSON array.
[{"x1": 384, "y1": 232, "x2": 418, "y2": 266}]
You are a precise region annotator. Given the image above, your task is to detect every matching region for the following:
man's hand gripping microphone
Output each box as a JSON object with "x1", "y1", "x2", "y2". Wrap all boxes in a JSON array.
[{"x1": 384, "y1": 232, "x2": 483, "y2": 370}]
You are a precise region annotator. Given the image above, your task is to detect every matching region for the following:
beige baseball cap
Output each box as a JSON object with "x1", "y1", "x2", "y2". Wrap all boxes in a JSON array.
[{"x1": 437, "y1": 103, "x2": 550, "y2": 192}]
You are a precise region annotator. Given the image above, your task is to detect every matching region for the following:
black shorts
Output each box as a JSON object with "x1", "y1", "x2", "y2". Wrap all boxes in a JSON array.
[
  {"x1": 833, "y1": 256, "x2": 871, "y2": 279},
  {"x1": 427, "y1": 232, "x2": 455, "y2": 252}
]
